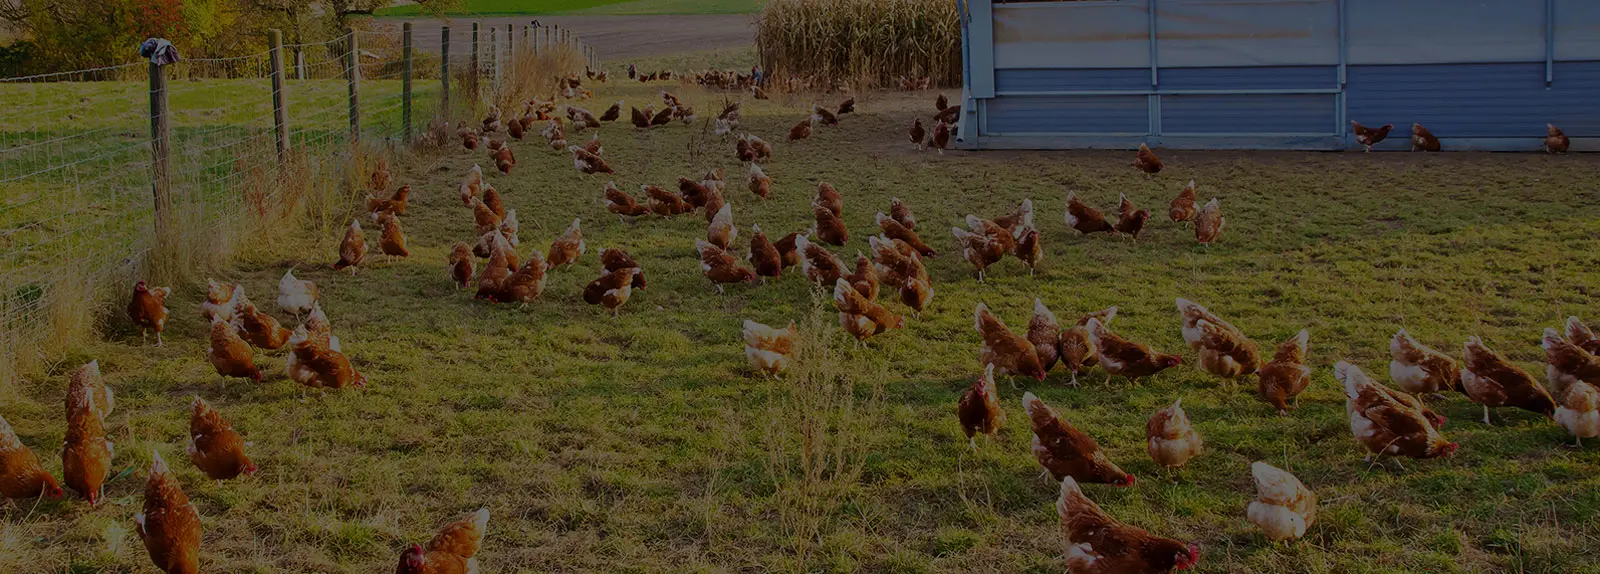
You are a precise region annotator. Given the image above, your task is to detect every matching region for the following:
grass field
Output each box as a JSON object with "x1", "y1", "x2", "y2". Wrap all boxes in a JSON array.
[
  {"x1": 376, "y1": 0, "x2": 766, "y2": 16},
  {"x1": 3, "y1": 48, "x2": 1600, "y2": 573}
]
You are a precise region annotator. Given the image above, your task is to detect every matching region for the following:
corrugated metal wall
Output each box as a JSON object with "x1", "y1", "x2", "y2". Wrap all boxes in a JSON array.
[{"x1": 957, "y1": 0, "x2": 1600, "y2": 151}]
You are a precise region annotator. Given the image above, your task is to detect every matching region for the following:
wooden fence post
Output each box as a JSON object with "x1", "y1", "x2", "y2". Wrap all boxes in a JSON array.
[
  {"x1": 490, "y1": 26, "x2": 500, "y2": 89},
  {"x1": 402, "y1": 22, "x2": 413, "y2": 143},
  {"x1": 470, "y1": 22, "x2": 480, "y2": 80},
  {"x1": 148, "y1": 59, "x2": 175, "y2": 280},
  {"x1": 268, "y1": 29, "x2": 289, "y2": 165},
  {"x1": 345, "y1": 28, "x2": 361, "y2": 143},
  {"x1": 441, "y1": 26, "x2": 451, "y2": 116},
  {"x1": 506, "y1": 24, "x2": 515, "y2": 75}
]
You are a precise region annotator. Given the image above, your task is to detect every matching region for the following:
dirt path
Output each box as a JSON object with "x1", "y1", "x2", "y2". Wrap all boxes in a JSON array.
[{"x1": 388, "y1": 14, "x2": 755, "y2": 61}]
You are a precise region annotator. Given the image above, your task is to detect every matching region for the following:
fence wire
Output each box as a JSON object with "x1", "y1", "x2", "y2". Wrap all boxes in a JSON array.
[{"x1": 0, "y1": 23, "x2": 594, "y2": 381}]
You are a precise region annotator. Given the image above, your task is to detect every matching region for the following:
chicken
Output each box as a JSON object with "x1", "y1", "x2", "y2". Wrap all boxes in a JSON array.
[
  {"x1": 965, "y1": 214, "x2": 1016, "y2": 256},
  {"x1": 975, "y1": 303, "x2": 1048, "y2": 381},
  {"x1": 735, "y1": 136, "x2": 755, "y2": 162},
  {"x1": 1388, "y1": 328, "x2": 1460, "y2": 396},
  {"x1": 1555, "y1": 381, "x2": 1600, "y2": 446},
  {"x1": 582, "y1": 267, "x2": 639, "y2": 316},
  {"x1": 1246, "y1": 462, "x2": 1316, "y2": 542},
  {"x1": 395, "y1": 509, "x2": 490, "y2": 574},
  {"x1": 748, "y1": 134, "x2": 773, "y2": 161},
  {"x1": 743, "y1": 319, "x2": 797, "y2": 376},
  {"x1": 1014, "y1": 226, "x2": 1043, "y2": 276},
  {"x1": 1567, "y1": 316, "x2": 1600, "y2": 355},
  {"x1": 1058, "y1": 323, "x2": 1100, "y2": 387},
  {"x1": 234, "y1": 299, "x2": 292, "y2": 350},
  {"x1": 481, "y1": 185, "x2": 506, "y2": 220},
  {"x1": 366, "y1": 184, "x2": 409, "y2": 216},
  {"x1": 458, "y1": 124, "x2": 480, "y2": 150},
  {"x1": 1194, "y1": 198, "x2": 1223, "y2": 245},
  {"x1": 929, "y1": 121, "x2": 950, "y2": 152},
  {"x1": 1065, "y1": 193, "x2": 1114, "y2": 234},
  {"x1": 787, "y1": 116, "x2": 814, "y2": 142},
  {"x1": 796, "y1": 234, "x2": 846, "y2": 287},
  {"x1": 334, "y1": 219, "x2": 367, "y2": 275},
  {"x1": 908, "y1": 118, "x2": 926, "y2": 150},
  {"x1": 599, "y1": 101, "x2": 622, "y2": 122},
  {"x1": 650, "y1": 106, "x2": 673, "y2": 127},
  {"x1": 492, "y1": 146, "x2": 516, "y2": 175},
  {"x1": 935, "y1": 104, "x2": 960, "y2": 125},
  {"x1": 935, "y1": 93, "x2": 949, "y2": 112},
  {"x1": 1113, "y1": 194, "x2": 1151, "y2": 240},
  {"x1": 64, "y1": 360, "x2": 113, "y2": 421},
  {"x1": 61, "y1": 381, "x2": 112, "y2": 505},
  {"x1": 956, "y1": 364, "x2": 1005, "y2": 450},
  {"x1": 135, "y1": 451, "x2": 201, "y2": 574},
  {"x1": 951, "y1": 225, "x2": 1004, "y2": 282},
  {"x1": 846, "y1": 251, "x2": 880, "y2": 300},
  {"x1": 201, "y1": 279, "x2": 236, "y2": 322},
  {"x1": 186, "y1": 396, "x2": 255, "y2": 480},
  {"x1": 630, "y1": 106, "x2": 650, "y2": 129},
  {"x1": 600, "y1": 248, "x2": 647, "y2": 291},
  {"x1": 604, "y1": 181, "x2": 651, "y2": 221},
  {"x1": 1057, "y1": 476, "x2": 1200, "y2": 573},
  {"x1": 749, "y1": 225, "x2": 783, "y2": 279},
  {"x1": 1410, "y1": 123, "x2": 1441, "y2": 151},
  {"x1": 1257, "y1": 330, "x2": 1312, "y2": 415},
  {"x1": 474, "y1": 234, "x2": 514, "y2": 302},
  {"x1": 277, "y1": 270, "x2": 318, "y2": 318},
  {"x1": 775, "y1": 232, "x2": 803, "y2": 270},
  {"x1": 813, "y1": 105, "x2": 840, "y2": 127},
  {"x1": 881, "y1": 198, "x2": 915, "y2": 232},
  {"x1": 1024, "y1": 392, "x2": 1133, "y2": 485},
  {"x1": 644, "y1": 184, "x2": 693, "y2": 216},
  {"x1": 1132, "y1": 143, "x2": 1162, "y2": 175},
  {"x1": 208, "y1": 314, "x2": 261, "y2": 381},
  {"x1": 875, "y1": 212, "x2": 934, "y2": 257},
  {"x1": 1029, "y1": 299, "x2": 1062, "y2": 372},
  {"x1": 128, "y1": 280, "x2": 172, "y2": 346},
  {"x1": 696, "y1": 239, "x2": 755, "y2": 293},
  {"x1": 1146, "y1": 399, "x2": 1203, "y2": 468},
  {"x1": 869, "y1": 236, "x2": 934, "y2": 316},
  {"x1": 506, "y1": 115, "x2": 524, "y2": 140},
  {"x1": 1087, "y1": 318, "x2": 1182, "y2": 382},
  {"x1": 678, "y1": 177, "x2": 712, "y2": 208},
  {"x1": 707, "y1": 203, "x2": 737, "y2": 249},
  {"x1": 376, "y1": 212, "x2": 409, "y2": 260},
  {"x1": 447, "y1": 243, "x2": 474, "y2": 289},
  {"x1": 482, "y1": 106, "x2": 501, "y2": 132},
  {"x1": 1545, "y1": 123, "x2": 1570, "y2": 154},
  {"x1": 369, "y1": 156, "x2": 391, "y2": 191},
  {"x1": 747, "y1": 163, "x2": 771, "y2": 198},
  {"x1": 498, "y1": 210, "x2": 520, "y2": 248},
  {"x1": 1461, "y1": 337, "x2": 1557, "y2": 424},
  {"x1": 1543, "y1": 327, "x2": 1600, "y2": 400},
  {"x1": 812, "y1": 204, "x2": 849, "y2": 246},
  {"x1": 1176, "y1": 297, "x2": 1259, "y2": 379},
  {"x1": 834, "y1": 278, "x2": 903, "y2": 341},
  {"x1": 569, "y1": 146, "x2": 614, "y2": 175},
  {"x1": 546, "y1": 218, "x2": 586, "y2": 269},
  {"x1": 582, "y1": 132, "x2": 604, "y2": 156},
  {"x1": 1351, "y1": 121, "x2": 1393, "y2": 152},
  {"x1": 1169, "y1": 180, "x2": 1198, "y2": 223},
  {"x1": 0, "y1": 414, "x2": 62, "y2": 500},
  {"x1": 458, "y1": 165, "x2": 483, "y2": 206},
  {"x1": 807, "y1": 182, "x2": 841, "y2": 215},
  {"x1": 286, "y1": 326, "x2": 366, "y2": 390},
  {"x1": 500, "y1": 249, "x2": 549, "y2": 307},
  {"x1": 1337, "y1": 361, "x2": 1458, "y2": 461}
]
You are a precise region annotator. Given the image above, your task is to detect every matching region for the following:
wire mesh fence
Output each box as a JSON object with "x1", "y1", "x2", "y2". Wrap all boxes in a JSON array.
[{"x1": 0, "y1": 22, "x2": 596, "y2": 386}]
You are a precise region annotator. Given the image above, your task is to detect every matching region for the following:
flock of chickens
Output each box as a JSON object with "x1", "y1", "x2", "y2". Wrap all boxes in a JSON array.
[
  {"x1": 1351, "y1": 120, "x2": 1573, "y2": 153},
  {"x1": 1, "y1": 61, "x2": 1595, "y2": 573}
]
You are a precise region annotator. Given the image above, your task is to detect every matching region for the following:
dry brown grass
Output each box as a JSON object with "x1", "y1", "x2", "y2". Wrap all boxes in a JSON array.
[{"x1": 756, "y1": 0, "x2": 962, "y2": 89}]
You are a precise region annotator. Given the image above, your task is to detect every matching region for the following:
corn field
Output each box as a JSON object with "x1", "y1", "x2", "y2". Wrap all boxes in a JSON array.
[{"x1": 756, "y1": 0, "x2": 963, "y2": 89}]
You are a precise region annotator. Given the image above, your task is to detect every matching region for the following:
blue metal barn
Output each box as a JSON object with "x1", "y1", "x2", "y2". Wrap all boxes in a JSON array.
[{"x1": 952, "y1": 0, "x2": 1600, "y2": 151}]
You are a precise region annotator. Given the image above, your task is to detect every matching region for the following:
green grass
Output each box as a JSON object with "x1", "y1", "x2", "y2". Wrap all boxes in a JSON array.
[
  {"x1": 3, "y1": 51, "x2": 1600, "y2": 573},
  {"x1": 375, "y1": 0, "x2": 765, "y2": 16}
]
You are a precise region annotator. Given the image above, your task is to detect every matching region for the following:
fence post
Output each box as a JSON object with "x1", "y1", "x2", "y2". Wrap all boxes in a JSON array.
[
  {"x1": 490, "y1": 26, "x2": 500, "y2": 89},
  {"x1": 506, "y1": 24, "x2": 515, "y2": 76},
  {"x1": 441, "y1": 26, "x2": 451, "y2": 116},
  {"x1": 345, "y1": 28, "x2": 361, "y2": 144},
  {"x1": 402, "y1": 22, "x2": 413, "y2": 143},
  {"x1": 269, "y1": 29, "x2": 289, "y2": 166},
  {"x1": 523, "y1": 25, "x2": 530, "y2": 56},
  {"x1": 471, "y1": 22, "x2": 480, "y2": 81},
  {"x1": 147, "y1": 59, "x2": 175, "y2": 280}
]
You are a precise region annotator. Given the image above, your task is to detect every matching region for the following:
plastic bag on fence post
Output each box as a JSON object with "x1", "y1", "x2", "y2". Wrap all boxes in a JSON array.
[{"x1": 139, "y1": 39, "x2": 182, "y2": 65}]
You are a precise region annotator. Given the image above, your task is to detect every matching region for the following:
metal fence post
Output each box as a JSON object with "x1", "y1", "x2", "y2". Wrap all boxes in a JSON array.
[
  {"x1": 441, "y1": 26, "x2": 451, "y2": 116},
  {"x1": 147, "y1": 59, "x2": 175, "y2": 279},
  {"x1": 269, "y1": 29, "x2": 290, "y2": 165},
  {"x1": 402, "y1": 22, "x2": 413, "y2": 143},
  {"x1": 345, "y1": 28, "x2": 361, "y2": 143}
]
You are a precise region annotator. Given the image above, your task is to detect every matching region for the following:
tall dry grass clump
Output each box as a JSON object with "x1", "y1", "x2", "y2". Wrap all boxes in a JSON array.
[
  {"x1": 762, "y1": 293, "x2": 884, "y2": 571},
  {"x1": 757, "y1": 0, "x2": 962, "y2": 89},
  {"x1": 478, "y1": 44, "x2": 587, "y2": 122}
]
